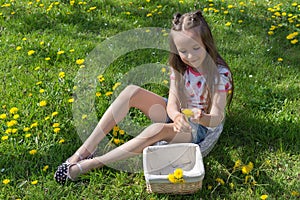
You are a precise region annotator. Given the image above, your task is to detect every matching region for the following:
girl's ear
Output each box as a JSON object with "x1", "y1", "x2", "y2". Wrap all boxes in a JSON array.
[{"x1": 172, "y1": 12, "x2": 182, "y2": 26}]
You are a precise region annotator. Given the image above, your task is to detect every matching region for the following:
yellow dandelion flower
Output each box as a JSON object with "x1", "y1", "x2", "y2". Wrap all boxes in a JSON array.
[
  {"x1": 76, "y1": 59, "x2": 84, "y2": 65},
  {"x1": 22, "y1": 37, "x2": 27, "y2": 41},
  {"x1": 89, "y1": 6, "x2": 96, "y2": 11},
  {"x1": 69, "y1": 48, "x2": 75, "y2": 52},
  {"x1": 44, "y1": 116, "x2": 50, "y2": 120},
  {"x1": 1, "y1": 135, "x2": 9, "y2": 141},
  {"x1": 146, "y1": 0, "x2": 150, "y2": 2},
  {"x1": 31, "y1": 180, "x2": 38, "y2": 185},
  {"x1": 70, "y1": 1, "x2": 75, "y2": 6},
  {"x1": 125, "y1": 11, "x2": 131, "y2": 15},
  {"x1": 233, "y1": 159, "x2": 242, "y2": 170},
  {"x1": 51, "y1": 111, "x2": 58, "y2": 117},
  {"x1": 113, "y1": 126, "x2": 120, "y2": 132},
  {"x1": 229, "y1": 182, "x2": 234, "y2": 189},
  {"x1": 268, "y1": 31, "x2": 274, "y2": 35},
  {"x1": 39, "y1": 100, "x2": 47, "y2": 107},
  {"x1": 53, "y1": 128, "x2": 61, "y2": 133},
  {"x1": 114, "y1": 138, "x2": 120, "y2": 145},
  {"x1": 207, "y1": 185, "x2": 212, "y2": 190},
  {"x1": 228, "y1": 5, "x2": 234, "y2": 9},
  {"x1": 24, "y1": 127, "x2": 31, "y2": 132},
  {"x1": 105, "y1": 91, "x2": 113, "y2": 96},
  {"x1": 225, "y1": 22, "x2": 232, "y2": 26},
  {"x1": 7, "y1": 120, "x2": 17, "y2": 127},
  {"x1": 238, "y1": 20, "x2": 243, "y2": 23},
  {"x1": 182, "y1": 109, "x2": 194, "y2": 117},
  {"x1": 291, "y1": 191, "x2": 300, "y2": 197},
  {"x1": 30, "y1": 122, "x2": 38, "y2": 128},
  {"x1": 25, "y1": 133, "x2": 31, "y2": 138},
  {"x1": 277, "y1": 57, "x2": 283, "y2": 62},
  {"x1": 161, "y1": 67, "x2": 166, "y2": 73},
  {"x1": 216, "y1": 178, "x2": 225, "y2": 185},
  {"x1": 291, "y1": 2, "x2": 298, "y2": 7},
  {"x1": 45, "y1": 57, "x2": 51, "y2": 61},
  {"x1": 260, "y1": 194, "x2": 268, "y2": 200},
  {"x1": 2, "y1": 179, "x2": 10, "y2": 184},
  {"x1": 39, "y1": 89, "x2": 45, "y2": 93},
  {"x1": 168, "y1": 173, "x2": 176, "y2": 183},
  {"x1": 163, "y1": 80, "x2": 168, "y2": 85},
  {"x1": 36, "y1": 81, "x2": 42, "y2": 85},
  {"x1": 0, "y1": 113, "x2": 7, "y2": 119},
  {"x1": 16, "y1": 46, "x2": 22, "y2": 51},
  {"x1": 59, "y1": 72, "x2": 65, "y2": 78},
  {"x1": 291, "y1": 39, "x2": 298, "y2": 44},
  {"x1": 29, "y1": 149, "x2": 37, "y2": 155},
  {"x1": 82, "y1": 114, "x2": 87, "y2": 119},
  {"x1": 96, "y1": 92, "x2": 101, "y2": 97},
  {"x1": 12, "y1": 129, "x2": 17, "y2": 133},
  {"x1": 52, "y1": 123, "x2": 60, "y2": 128},
  {"x1": 9, "y1": 107, "x2": 18, "y2": 114},
  {"x1": 112, "y1": 82, "x2": 121, "y2": 90},
  {"x1": 5, "y1": 128, "x2": 12, "y2": 134},
  {"x1": 59, "y1": 139, "x2": 65, "y2": 144},
  {"x1": 68, "y1": 98, "x2": 74, "y2": 103},
  {"x1": 146, "y1": 13, "x2": 152, "y2": 17},
  {"x1": 28, "y1": 50, "x2": 35, "y2": 56},
  {"x1": 119, "y1": 129, "x2": 125, "y2": 135},
  {"x1": 174, "y1": 168, "x2": 183, "y2": 179},
  {"x1": 57, "y1": 50, "x2": 64, "y2": 55},
  {"x1": 43, "y1": 165, "x2": 49, "y2": 171},
  {"x1": 97, "y1": 74, "x2": 105, "y2": 82}
]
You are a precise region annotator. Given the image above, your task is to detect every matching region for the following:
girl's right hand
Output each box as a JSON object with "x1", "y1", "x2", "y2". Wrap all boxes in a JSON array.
[{"x1": 173, "y1": 114, "x2": 191, "y2": 133}]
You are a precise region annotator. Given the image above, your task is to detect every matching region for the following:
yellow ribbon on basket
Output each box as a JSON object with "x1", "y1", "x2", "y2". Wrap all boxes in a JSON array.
[{"x1": 168, "y1": 168, "x2": 185, "y2": 183}]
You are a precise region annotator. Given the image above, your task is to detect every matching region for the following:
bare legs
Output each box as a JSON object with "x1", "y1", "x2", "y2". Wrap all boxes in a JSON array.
[
  {"x1": 68, "y1": 85, "x2": 170, "y2": 164},
  {"x1": 66, "y1": 85, "x2": 192, "y2": 180}
]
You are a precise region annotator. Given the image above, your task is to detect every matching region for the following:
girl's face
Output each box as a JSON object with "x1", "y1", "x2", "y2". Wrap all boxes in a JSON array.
[{"x1": 172, "y1": 30, "x2": 206, "y2": 69}]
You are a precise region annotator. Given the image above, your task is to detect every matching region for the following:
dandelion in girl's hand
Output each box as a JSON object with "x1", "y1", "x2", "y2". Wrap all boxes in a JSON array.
[
  {"x1": 2, "y1": 179, "x2": 10, "y2": 184},
  {"x1": 182, "y1": 109, "x2": 193, "y2": 117}
]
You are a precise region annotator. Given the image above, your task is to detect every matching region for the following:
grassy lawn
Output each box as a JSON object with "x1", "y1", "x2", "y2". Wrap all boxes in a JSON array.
[{"x1": 0, "y1": 0, "x2": 299, "y2": 199}]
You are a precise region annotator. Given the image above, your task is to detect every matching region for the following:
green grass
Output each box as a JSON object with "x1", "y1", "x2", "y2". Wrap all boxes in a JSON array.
[{"x1": 0, "y1": 0, "x2": 299, "y2": 199}]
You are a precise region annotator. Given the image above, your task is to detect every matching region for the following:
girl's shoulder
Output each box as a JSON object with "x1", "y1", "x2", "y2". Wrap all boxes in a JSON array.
[{"x1": 217, "y1": 65, "x2": 231, "y2": 77}]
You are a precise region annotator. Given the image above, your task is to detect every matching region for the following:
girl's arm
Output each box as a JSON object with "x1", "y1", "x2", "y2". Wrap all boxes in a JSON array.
[{"x1": 192, "y1": 92, "x2": 227, "y2": 127}]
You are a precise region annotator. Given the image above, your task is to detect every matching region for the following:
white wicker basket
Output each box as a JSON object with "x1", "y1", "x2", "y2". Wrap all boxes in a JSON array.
[{"x1": 143, "y1": 143, "x2": 205, "y2": 194}]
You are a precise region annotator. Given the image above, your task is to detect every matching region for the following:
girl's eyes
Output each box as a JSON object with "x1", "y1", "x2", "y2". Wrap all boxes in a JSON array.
[{"x1": 178, "y1": 47, "x2": 201, "y2": 53}]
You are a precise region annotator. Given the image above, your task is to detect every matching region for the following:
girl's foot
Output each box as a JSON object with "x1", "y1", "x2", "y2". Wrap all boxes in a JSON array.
[{"x1": 54, "y1": 163, "x2": 83, "y2": 185}]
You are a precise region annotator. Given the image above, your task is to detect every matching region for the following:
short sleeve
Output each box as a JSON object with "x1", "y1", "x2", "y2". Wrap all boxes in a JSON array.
[{"x1": 217, "y1": 66, "x2": 232, "y2": 92}]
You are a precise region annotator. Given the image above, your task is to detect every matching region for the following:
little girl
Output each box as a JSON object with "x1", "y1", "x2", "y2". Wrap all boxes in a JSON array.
[{"x1": 54, "y1": 10, "x2": 233, "y2": 184}]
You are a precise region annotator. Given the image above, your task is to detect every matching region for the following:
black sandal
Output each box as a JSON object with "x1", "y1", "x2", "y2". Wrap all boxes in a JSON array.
[{"x1": 54, "y1": 162, "x2": 82, "y2": 185}]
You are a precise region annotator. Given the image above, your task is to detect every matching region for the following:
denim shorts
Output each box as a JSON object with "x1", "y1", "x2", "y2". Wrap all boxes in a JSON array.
[{"x1": 163, "y1": 98, "x2": 207, "y2": 143}]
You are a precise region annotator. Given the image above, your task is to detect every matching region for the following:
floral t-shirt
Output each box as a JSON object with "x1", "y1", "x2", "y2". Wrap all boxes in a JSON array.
[{"x1": 170, "y1": 65, "x2": 232, "y2": 111}]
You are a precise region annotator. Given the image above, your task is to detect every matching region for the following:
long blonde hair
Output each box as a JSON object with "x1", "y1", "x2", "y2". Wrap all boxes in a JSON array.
[{"x1": 169, "y1": 10, "x2": 234, "y2": 112}]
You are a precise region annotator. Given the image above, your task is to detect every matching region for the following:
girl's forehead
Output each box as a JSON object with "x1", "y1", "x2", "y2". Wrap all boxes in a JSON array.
[{"x1": 171, "y1": 30, "x2": 204, "y2": 47}]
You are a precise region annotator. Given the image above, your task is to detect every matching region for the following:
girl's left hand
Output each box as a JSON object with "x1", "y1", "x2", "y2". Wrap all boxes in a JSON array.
[{"x1": 190, "y1": 108, "x2": 203, "y2": 123}]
